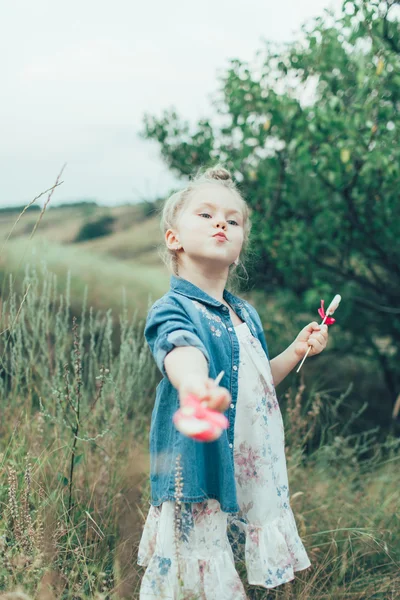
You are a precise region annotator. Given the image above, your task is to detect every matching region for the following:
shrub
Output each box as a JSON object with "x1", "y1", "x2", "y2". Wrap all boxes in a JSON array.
[{"x1": 74, "y1": 215, "x2": 116, "y2": 242}]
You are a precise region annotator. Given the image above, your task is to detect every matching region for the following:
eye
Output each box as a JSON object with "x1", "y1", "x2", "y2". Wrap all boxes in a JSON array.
[{"x1": 199, "y1": 213, "x2": 239, "y2": 226}]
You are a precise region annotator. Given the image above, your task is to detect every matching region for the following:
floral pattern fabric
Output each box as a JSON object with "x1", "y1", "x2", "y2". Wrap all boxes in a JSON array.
[{"x1": 137, "y1": 322, "x2": 311, "y2": 598}]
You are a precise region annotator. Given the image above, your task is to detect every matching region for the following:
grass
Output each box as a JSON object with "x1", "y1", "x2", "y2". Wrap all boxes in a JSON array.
[
  {"x1": 0, "y1": 200, "x2": 168, "y2": 323},
  {"x1": 0, "y1": 265, "x2": 398, "y2": 599},
  {"x1": 0, "y1": 237, "x2": 170, "y2": 322},
  {"x1": 0, "y1": 197, "x2": 398, "y2": 599}
]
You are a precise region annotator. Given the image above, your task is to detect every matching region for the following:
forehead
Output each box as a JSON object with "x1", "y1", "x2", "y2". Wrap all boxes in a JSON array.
[{"x1": 188, "y1": 184, "x2": 242, "y2": 214}]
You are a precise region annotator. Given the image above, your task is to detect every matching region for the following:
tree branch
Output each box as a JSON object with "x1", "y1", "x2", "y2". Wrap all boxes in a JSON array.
[{"x1": 313, "y1": 255, "x2": 391, "y2": 298}]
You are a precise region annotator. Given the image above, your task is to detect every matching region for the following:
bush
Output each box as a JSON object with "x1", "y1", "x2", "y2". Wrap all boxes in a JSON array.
[{"x1": 74, "y1": 214, "x2": 116, "y2": 242}]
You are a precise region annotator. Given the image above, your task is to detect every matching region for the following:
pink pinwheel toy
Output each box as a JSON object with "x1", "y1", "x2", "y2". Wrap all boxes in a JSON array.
[{"x1": 173, "y1": 371, "x2": 229, "y2": 442}]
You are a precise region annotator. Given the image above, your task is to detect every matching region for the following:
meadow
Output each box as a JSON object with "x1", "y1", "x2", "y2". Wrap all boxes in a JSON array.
[{"x1": 0, "y1": 203, "x2": 398, "y2": 599}]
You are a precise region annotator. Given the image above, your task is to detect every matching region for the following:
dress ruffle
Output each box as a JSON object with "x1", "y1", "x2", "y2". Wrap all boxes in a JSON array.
[
  {"x1": 138, "y1": 502, "x2": 247, "y2": 599},
  {"x1": 228, "y1": 510, "x2": 311, "y2": 588},
  {"x1": 138, "y1": 502, "x2": 311, "y2": 596}
]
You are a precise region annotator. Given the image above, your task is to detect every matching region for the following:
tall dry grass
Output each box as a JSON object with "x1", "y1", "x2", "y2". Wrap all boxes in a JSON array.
[
  {"x1": 0, "y1": 264, "x2": 398, "y2": 599},
  {"x1": 0, "y1": 177, "x2": 399, "y2": 599}
]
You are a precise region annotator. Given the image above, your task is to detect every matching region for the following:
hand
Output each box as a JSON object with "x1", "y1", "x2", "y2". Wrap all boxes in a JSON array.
[
  {"x1": 292, "y1": 322, "x2": 329, "y2": 359},
  {"x1": 178, "y1": 375, "x2": 231, "y2": 413}
]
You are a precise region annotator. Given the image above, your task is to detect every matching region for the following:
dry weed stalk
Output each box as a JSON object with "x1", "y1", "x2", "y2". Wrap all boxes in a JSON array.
[
  {"x1": 7, "y1": 466, "x2": 23, "y2": 545},
  {"x1": 173, "y1": 454, "x2": 184, "y2": 590},
  {"x1": 20, "y1": 455, "x2": 34, "y2": 553},
  {"x1": 5, "y1": 455, "x2": 45, "y2": 577},
  {"x1": 285, "y1": 376, "x2": 322, "y2": 450},
  {"x1": 39, "y1": 315, "x2": 109, "y2": 518}
]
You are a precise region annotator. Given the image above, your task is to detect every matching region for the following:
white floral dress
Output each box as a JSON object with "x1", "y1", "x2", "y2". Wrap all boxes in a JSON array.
[{"x1": 137, "y1": 322, "x2": 311, "y2": 598}]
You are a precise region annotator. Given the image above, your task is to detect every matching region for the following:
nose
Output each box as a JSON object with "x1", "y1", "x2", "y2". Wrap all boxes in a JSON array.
[{"x1": 215, "y1": 219, "x2": 227, "y2": 230}]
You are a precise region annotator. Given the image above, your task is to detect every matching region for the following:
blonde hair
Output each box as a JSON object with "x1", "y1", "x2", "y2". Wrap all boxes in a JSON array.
[{"x1": 157, "y1": 164, "x2": 253, "y2": 293}]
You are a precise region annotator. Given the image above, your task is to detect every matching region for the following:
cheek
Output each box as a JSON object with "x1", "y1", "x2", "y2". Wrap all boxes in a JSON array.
[{"x1": 184, "y1": 218, "x2": 207, "y2": 236}]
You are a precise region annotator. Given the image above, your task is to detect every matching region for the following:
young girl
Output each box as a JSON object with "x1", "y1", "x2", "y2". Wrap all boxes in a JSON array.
[{"x1": 137, "y1": 165, "x2": 329, "y2": 598}]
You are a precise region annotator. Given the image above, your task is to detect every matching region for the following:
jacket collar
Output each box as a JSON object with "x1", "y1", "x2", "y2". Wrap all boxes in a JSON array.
[{"x1": 170, "y1": 275, "x2": 241, "y2": 309}]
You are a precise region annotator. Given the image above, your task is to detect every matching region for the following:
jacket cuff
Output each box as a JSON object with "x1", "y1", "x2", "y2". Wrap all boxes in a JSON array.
[{"x1": 156, "y1": 329, "x2": 211, "y2": 378}]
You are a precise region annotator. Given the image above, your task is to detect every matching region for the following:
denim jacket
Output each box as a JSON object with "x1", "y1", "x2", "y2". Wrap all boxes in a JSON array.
[{"x1": 144, "y1": 274, "x2": 270, "y2": 513}]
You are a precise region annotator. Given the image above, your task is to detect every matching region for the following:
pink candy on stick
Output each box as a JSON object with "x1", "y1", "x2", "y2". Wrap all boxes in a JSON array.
[
  {"x1": 173, "y1": 370, "x2": 229, "y2": 442},
  {"x1": 296, "y1": 294, "x2": 341, "y2": 373}
]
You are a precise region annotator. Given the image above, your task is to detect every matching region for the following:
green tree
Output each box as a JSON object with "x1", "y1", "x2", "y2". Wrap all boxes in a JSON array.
[{"x1": 141, "y1": 0, "x2": 400, "y2": 424}]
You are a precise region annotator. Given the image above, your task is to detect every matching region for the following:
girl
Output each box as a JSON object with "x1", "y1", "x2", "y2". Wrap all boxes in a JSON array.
[{"x1": 137, "y1": 165, "x2": 328, "y2": 598}]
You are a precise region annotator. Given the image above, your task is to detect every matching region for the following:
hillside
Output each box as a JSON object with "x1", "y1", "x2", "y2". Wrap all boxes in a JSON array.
[{"x1": 0, "y1": 203, "x2": 170, "y2": 321}]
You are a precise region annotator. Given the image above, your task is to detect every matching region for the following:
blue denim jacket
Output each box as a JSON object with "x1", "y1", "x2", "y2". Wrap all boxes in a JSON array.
[{"x1": 144, "y1": 274, "x2": 270, "y2": 513}]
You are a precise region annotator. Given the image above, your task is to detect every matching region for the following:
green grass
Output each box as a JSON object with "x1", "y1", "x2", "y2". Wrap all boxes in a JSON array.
[
  {"x1": 0, "y1": 236, "x2": 170, "y2": 322},
  {"x1": 0, "y1": 204, "x2": 168, "y2": 321}
]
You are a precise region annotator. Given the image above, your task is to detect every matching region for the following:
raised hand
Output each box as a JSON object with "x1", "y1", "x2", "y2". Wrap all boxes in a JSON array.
[{"x1": 292, "y1": 322, "x2": 329, "y2": 359}]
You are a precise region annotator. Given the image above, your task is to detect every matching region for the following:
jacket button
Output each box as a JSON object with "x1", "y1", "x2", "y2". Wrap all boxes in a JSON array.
[
  {"x1": 229, "y1": 443, "x2": 233, "y2": 449},
  {"x1": 233, "y1": 365, "x2": 238, "y2": 371},
  {"x1": 228, "y1": 327, "x2": 232, "y2": 331},
  {"x1": 230, "y1": 403, "x2": 234, "y2": 409}
]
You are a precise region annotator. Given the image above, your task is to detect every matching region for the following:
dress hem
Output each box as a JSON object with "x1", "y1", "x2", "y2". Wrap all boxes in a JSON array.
[
  {"x1": 247, "y1": 560, "x2": 312, "y2": 589},
  {"x1": 136, "y1": 558, "x2": 312, "y2": 590}
]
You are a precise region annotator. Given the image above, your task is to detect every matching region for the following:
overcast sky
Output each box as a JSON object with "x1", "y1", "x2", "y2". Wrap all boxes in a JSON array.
[{"x1": 1, "y1": 0, "x2": 343, "y2": 208}]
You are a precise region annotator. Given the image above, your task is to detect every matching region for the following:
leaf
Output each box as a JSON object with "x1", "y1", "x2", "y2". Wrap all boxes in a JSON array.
[
  {"x1": 57, "y1": 473, "x2": 69, "y2": 486},
  {"x1": 376, "y1": 58, "x2": 384, "y2": 76},
  {"x1": 74, "y1": 454, "x2": 84, "y2": 467},
  {"x1": 340, "y1": 149, "x2": 351, "y2": 163}
]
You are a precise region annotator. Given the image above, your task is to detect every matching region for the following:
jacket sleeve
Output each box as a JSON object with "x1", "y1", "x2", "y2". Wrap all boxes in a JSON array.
[{"x1": 144, "y1": 299, "x2": 211, "y2": 379}]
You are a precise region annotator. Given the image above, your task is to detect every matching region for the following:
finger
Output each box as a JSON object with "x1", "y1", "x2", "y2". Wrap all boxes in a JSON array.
[
  {"x1": 207, "y1": 393, "x2": 223, "y2": 411},
  {"x1": 308, "y1": 337, "x2": 324, "y2": 352},
  {"x1": 206, "y1": 378, "x2": 217, "y2": 387},
  {"x1": 185, "y1": 384, "x2": 213, "y2": 406},
  {"x1": 312, "y1": 322, "x2": 329, "y2": 333},
  {"x1": 309, "y1": 327, "x2": 327, "y2": 341},
  {"x1": 315, "y1": 332, "x2": 326, "y2": 344},
  {"x1": 208, "y1": 389, "x2": 230, "y2": 411},
  {"x1": 200, "y1": 380, "x2": 220, "y2": 404},
  {"x1": 321, "y1": 331, "x2": 328, "y2": 344},
  {"x1": 305, "y1": 321, "x2": 319, "y2": 333}
]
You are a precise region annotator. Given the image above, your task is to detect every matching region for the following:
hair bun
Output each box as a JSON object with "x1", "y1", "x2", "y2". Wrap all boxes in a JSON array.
[{"x1": 205, "y1": 166, "x2": 232, "y2": 182}]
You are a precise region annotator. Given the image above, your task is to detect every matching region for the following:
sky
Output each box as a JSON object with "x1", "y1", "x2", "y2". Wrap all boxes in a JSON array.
[{"x1": 0, "y1": 0, "x2": 343, "y2": 209}]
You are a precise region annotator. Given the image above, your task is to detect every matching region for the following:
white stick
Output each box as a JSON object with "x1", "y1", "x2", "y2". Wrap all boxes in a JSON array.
[
  {"x1": 214, "y1": 370, "x2": 224, "y2": 385},
  {"x1": 200, "y1": 370, "x2": 225, "y2": 408}
]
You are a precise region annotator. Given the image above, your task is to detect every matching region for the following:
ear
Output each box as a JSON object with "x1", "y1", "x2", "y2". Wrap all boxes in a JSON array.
[{"x1": 165, "y1": 228, "x2": 181, "y2": 250}]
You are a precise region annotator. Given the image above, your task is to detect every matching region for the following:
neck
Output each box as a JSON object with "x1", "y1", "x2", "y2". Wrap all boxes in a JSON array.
[{"x1": 176, "y1": 262, "x2": 229, "y2": 304}]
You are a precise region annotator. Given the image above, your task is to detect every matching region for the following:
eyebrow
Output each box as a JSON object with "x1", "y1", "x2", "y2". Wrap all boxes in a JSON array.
[{"x1": 196, "y1": 202, "x2": 242, "y2": 217}]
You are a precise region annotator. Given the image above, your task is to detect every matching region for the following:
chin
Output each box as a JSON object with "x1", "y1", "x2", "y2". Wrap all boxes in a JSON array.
[{"x1": 183, "y1": 251, "x2": 234, "y2": 270}]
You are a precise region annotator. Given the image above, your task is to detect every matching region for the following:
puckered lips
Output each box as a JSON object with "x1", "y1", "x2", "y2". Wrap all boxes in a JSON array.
[{"x1": 212, "y1": 232, "x2": 228, "y2": 241}]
